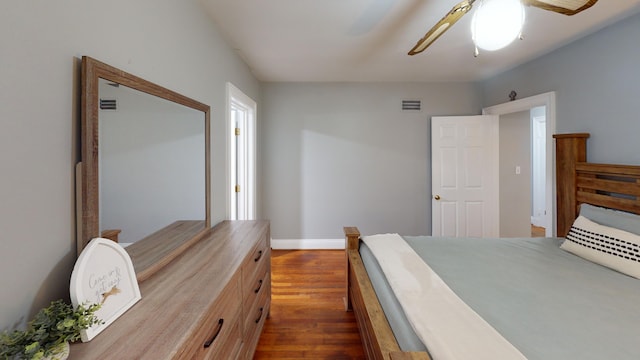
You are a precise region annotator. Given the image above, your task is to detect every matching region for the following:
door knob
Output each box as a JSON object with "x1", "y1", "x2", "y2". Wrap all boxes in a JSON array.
[{"x1": 434, "y1": 195, "x2": 441, "y2": 200}]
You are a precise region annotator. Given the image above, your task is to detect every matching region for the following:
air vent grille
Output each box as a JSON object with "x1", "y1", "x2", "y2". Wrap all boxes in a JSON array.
[
  {"x1": 402, "y1": 100, "x2": 421, "y2": 111},
  {"x1": 100, "y1": 98, "x2": 117, "y2": 110}
]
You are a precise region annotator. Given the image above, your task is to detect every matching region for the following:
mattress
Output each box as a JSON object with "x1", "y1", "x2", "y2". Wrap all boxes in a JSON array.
[{"x1": 360, "y1": 235, "x2": 640, "y2": 359}]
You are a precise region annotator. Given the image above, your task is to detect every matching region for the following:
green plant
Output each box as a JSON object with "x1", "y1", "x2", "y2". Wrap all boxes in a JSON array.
[{"x1": 0, "y1": 300, "x2": 102, "y2": 360}]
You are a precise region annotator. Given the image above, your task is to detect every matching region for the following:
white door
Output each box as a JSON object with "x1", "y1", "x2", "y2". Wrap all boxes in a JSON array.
[
  {"x1": 431, "y1": 115, "x2": 499, "y2": 237},
  {"x1": 531, "y1": 115, "x2": 546, "y2": 227}
]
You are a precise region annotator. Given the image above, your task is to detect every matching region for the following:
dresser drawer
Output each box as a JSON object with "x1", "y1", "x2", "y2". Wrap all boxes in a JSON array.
[
  {"x1": 177, "y1": 273, "x2": 242, "y2": 360},
  {"x1": 243, "y1": 277, "x2": 270, "y2": 342},
  {"x1": 241, "y1": 287, "x2": 271, "y2": 359},
  {"x1": 242, "y1": 236, "x2": 270, "y2": 295},
  {"x1": 203, "y1": 319, "x2": 242, "y2": 360},
  {"x1": 243, "y1": 260, "x2": 269, "y2": 307}
]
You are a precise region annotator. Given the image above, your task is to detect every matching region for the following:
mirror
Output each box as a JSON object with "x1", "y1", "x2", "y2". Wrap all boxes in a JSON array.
[
  {"x1": 79, "y1": 56, "x2": 211, "y2": 281},
  {"x1": 98, "y1": 79, "x2": 206, "y2": 243}
]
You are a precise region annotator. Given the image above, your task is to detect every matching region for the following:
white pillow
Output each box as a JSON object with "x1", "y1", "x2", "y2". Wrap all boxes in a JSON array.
[{"x1": 561, "y1": 215, "x2": 640, "y2": 279}]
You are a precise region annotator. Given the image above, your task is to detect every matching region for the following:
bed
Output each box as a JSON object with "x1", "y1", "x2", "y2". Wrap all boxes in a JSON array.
[{"x1": 344, "y1": 133, "x2": 640, "y2": 360}]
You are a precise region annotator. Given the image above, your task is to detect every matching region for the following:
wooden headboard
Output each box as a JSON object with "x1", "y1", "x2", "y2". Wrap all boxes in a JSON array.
[{"x1": 554, "y1": 133, "x2": 640, "y2": 237}]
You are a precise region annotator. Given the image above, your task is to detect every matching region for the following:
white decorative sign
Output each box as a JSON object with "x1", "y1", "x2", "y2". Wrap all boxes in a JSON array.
[{"x1": 70, "y1": 238, "x2": 141, "y2": 341}]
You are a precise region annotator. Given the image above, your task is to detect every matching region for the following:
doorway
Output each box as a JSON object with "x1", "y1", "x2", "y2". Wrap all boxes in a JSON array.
[
  {"x1": 227, "y1": 82, "x2": 257, "y2": 220},
  {"x1": 497, "y1": 108, "x2": 546, "y2": 237},
  {"x1": 483, "y1": 92, "x2": 556, "y2": 237}
]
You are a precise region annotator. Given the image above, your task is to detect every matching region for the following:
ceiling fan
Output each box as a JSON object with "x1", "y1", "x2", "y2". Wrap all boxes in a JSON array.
[{"x1": 408, "y1": 0, "x2": 599, "y2": 55}]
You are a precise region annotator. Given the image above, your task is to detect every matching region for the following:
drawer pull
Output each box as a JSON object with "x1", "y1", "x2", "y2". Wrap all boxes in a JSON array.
[
  {"x1": 254, "y1": 279, "x2": 263, "y2": 294},
  {"x1": 254, "y1": 250, "x2": 263, "y2": 262},
  {"x1": 203, "y1": 318, "x2": 224, "y2": 348},
  {"x1": 254, "y1": 307, "x2": 264, "y2": 324}
]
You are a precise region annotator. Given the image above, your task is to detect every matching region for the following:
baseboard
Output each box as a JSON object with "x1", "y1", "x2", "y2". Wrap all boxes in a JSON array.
[{"x1": 271, "y1": 238, "x2": 344, "y2": 250}]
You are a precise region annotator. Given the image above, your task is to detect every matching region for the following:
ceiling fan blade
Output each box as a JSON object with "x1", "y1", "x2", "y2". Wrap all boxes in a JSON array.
[
  {"x1": 408, "y1": 0, "x2": 475, "y2": 56},
  {"x1": 523, "y1": 0, "x2": 598, "y2": 15}
]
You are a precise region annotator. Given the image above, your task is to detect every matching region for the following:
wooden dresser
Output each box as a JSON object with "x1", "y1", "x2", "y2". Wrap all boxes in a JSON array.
[{"x1": 71, "y1": 220, "x2": 271, "y2": 359}]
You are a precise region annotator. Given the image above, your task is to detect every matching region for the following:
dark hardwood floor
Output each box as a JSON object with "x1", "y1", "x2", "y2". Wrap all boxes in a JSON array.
[
  {"x1": 531, "y1": 224, "x2": 545, "y2": 237},
  {"x1": 254, "y1": 250, "x2": 365, "y2": 359}
]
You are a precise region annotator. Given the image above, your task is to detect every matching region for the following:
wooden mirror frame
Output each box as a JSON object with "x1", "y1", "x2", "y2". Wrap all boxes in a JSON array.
[{"x1": 79, "y1": 56, "x2": 211, "y2": 280}]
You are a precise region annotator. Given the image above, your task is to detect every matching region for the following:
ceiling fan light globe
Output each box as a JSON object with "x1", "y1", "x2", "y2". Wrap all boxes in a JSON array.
[{"x1": 471, "y1": 0, "x2": 526, "y2": 51}]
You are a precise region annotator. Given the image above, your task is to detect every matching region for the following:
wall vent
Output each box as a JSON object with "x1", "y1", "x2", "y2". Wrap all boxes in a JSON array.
[
  {"x1": 100, "y1": 98, "x2": 117, "y2": 111},
  {"x1": 402, "y1": 100, "x2": 421, "y2": 111}
]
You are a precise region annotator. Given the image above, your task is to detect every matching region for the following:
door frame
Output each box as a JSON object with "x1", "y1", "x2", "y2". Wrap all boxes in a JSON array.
[
  {"x1": 482, "y1": 91, "x2": 556, "y2": 236},
  {"x1": 226, "y1": 82, "x2": 257, "y2": 220}
]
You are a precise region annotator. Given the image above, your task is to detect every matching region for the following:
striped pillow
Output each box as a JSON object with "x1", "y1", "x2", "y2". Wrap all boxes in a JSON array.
[{"x1": 561, "y1": 215, "x2": 640, "y2": 279}]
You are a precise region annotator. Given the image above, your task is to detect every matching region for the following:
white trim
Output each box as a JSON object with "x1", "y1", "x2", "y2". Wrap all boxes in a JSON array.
[
  {"x1": 226, "y1": 82, "x2": 257, "y2": 220},
  {"x1": 482, "y1": 91, "x2": 557, "y2": 236},
  {"x1": 271, "y1": 238, "x2": 345, "y2": 250},
  {"x1": 225, "y1": 84, "x2": 233, "y2": 219}
]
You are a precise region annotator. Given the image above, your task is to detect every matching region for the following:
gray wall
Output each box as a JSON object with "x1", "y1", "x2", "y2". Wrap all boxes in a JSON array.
[
  {"x1": 261, "y1": 82, "x2": 482, "y2": 239},
  {"x1": 0, "y1": 0, "x2": 260, "y2": 330},
  {"x1": 499, "y1": 111, "x2": 532, "y2": 237},
  {"x1": 481, "y1": 12, "x2": 640, "y2": 165}
]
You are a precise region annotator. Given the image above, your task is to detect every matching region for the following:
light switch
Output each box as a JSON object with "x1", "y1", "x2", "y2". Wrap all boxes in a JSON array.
[{"x1": 515, "y1": 166, "x2": 521, "y2": 175}]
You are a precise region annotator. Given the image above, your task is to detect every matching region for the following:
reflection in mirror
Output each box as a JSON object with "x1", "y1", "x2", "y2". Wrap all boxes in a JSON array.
[
  {"x1": 80, "y1": 56, "x2": 211, "y2": 281},
  {"x1": 98, "y1": 79, "x2": 205, "y2": 244}
]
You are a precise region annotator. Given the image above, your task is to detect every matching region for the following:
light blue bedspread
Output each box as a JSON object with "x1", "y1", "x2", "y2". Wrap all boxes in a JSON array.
[{"x1": 360, "y1": 236, "x2": 640, "y2": 359}]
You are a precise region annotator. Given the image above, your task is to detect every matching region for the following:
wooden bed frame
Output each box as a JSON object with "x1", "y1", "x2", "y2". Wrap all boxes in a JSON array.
[{"x1": 344, "y1": 133, "x2": 640, "y2": 360}]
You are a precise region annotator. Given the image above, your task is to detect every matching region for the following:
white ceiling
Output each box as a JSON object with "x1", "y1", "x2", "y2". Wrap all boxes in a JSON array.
[{"x1": 202, "y1": 0, "x2": 640, "y2": 82}]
